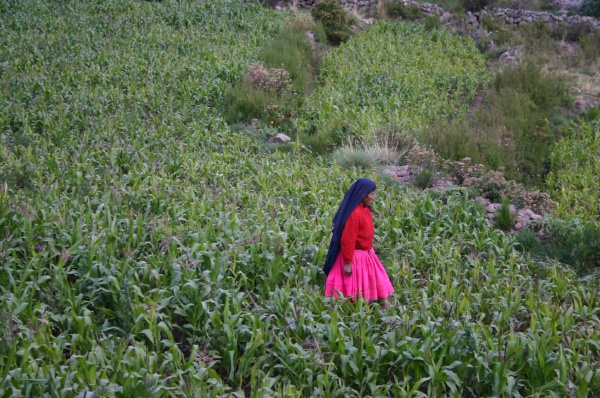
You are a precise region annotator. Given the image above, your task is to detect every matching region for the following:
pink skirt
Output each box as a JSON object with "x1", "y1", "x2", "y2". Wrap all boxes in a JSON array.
[{"x1": 325, "y1": 248, "x2": 394, "y2": 301}]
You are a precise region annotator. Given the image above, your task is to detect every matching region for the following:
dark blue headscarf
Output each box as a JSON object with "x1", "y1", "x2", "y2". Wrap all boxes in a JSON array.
[{"x1": 323, "y1": 178, "x2": 376, "y2": 276}]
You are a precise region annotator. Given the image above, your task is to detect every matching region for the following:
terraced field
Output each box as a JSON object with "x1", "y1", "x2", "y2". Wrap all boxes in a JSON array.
[{"x1": 1, "y1": 1, "x2": 599, "y2": 396}]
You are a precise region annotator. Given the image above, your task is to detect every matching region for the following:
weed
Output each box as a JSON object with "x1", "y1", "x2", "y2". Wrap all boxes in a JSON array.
[
  {"x1": 494, "y1": 199, "x2": 515, "y2": 230},
  {"x1": 413, "y1": 165, "x2": 435, "y2": 189}
]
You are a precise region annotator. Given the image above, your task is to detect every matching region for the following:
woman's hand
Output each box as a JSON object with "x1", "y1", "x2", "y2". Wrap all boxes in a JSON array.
[{"x1": 344, "y1": 263, "x2": 352, "y2": 276}]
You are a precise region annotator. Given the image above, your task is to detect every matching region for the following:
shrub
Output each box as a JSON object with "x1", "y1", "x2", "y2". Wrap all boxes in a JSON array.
[
  {"x1": 311, "y1": 0, "x2": 352, "y2": 45},
  {"x1": 385, "y1": 1, "x2": 422, "y2": 20},
  {"x1": 413, "y1": 165, "x2": 435, "y2": 189},
  {"x1": 494, "y1": 200, "x2": 515, "y2": 231},
  {"x1": 222, "y1": 23, "x2": 317, "y2": 127},
  {"x1": 460, "y1": 62, "x2": 572, "y2": 185},
  {"x1": 332, "y1": 147, "x2": 377, "y2": 170},
  {"x1": 333, "y1": 143, "x2": 403, "y2": 170},
  {"x1": 444, "y1": 158, "x2": 555, "y2": 214},
  {"x1": 222, "y1": 61, "x2": 292, "y2": 123},
  {"x1": 515, "y1": 229, "x2": 540, "y2": 252},
  {"x1": 256, "y1": 26, "x2": 316, "y2": 93},
  {"x1": 424, "y1": 15, "x2": 441, "y2": 31},
  {"x1": 406, "y1": 143, "x2": 438, "y2": 189},
  {"x1": 521, "y1": 217, "x2": 600, "y2": 273},
  {"x1": 580, "y1": 0, "x2": 600, "y2": 17}
]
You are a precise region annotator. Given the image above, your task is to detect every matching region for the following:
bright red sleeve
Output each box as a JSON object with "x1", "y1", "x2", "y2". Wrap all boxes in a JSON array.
[{"x1": 340, "y1": 210, "x2": 359, "y2": 264}]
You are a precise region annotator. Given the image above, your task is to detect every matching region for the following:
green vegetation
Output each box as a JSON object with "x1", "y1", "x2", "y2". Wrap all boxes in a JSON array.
[
  {"x1": 298, "y1": 21, "x2": 487, "y2": 151},
  {"x1": 494, "y1": 200, "x2": 515, "y2": 231},
  {"x1": 384, "y1": 1, "x2": 423, "y2": 20},
  {"x1": 311, "y1": 0, "x2": 353, "y2": 45},
  {"x1": 222, "y1": 20, "x2": 317, "y2": 127},
  {"x1": 516, "y1": 217, "x2": 600, "y2": 272},
  {"x1": 580, "y1": 0, "x2": 600, "y2": 17},
  {"x1": 547, "y1": 120, "x2": 600, "y2": 222},
  {"x1": 425, "y1": 62, "x2": 571, "y2": 186},
  {"x1": 2, "y1": 0, "x2": 600, "y2": 396}
]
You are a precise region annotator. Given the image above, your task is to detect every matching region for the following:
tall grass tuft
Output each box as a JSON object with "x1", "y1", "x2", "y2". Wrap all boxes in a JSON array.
[{"x1": 494, "y1": 200, "x2": 515, "y2": 231}]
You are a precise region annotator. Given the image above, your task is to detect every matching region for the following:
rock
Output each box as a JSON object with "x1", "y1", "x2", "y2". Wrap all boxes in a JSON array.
[
  {"x1": 514, "y1": 223, "x2": 523, "y2": 230},
  {"x1": 269, "y1": 133, "x2": 291, "y2": 144},
  {"x1": 524, "y1": 209, "x2": 536, "y2": 218},
  {"x1": 396, "y1": 165, "x2": 412, "y2": 177},
  {"x1": 574, "y1": 99, "x2": 587, "y2": 114},
  {"x1": 530, "y1": 214, "x2": 543, "y2": 221}
]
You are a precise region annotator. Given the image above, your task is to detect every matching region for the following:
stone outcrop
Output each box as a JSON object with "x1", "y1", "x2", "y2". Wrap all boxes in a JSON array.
[
  {"x1": 291, "y1": 0, "x2": 600, "y2": 31},
  {"x1": 473, "y1": 197, "x2": 543, "y2": 232},
  {"x1": 467, "y1": 7, "x2": 600, "y2": 30},
  {"x1": 269, "y1": 133, "x2": 292, "y2": 144}
]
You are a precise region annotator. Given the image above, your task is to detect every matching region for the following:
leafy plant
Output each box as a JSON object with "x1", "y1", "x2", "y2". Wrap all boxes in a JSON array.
[
  {"x1": 311, "y1": 0, "x2": 352, "y2": 45},
  {"x1": 580, "y1": 0, "x2": 600, "y2": 17},
  {"x1": 494, "y1": 200, "x2": 515, "y2": 230}
]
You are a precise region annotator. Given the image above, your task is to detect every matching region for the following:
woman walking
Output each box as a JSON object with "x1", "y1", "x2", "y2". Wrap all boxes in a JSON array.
[{"x1": 324, "y1": 178, "x2": 394, "y2": 305}]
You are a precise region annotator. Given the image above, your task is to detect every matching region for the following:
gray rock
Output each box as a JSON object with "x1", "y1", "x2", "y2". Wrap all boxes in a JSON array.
[{"x1": 269, "y1": 133, "x2": 291, "y2": 144}]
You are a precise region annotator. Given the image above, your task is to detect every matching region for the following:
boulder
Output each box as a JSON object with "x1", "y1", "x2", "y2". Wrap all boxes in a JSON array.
[
  {"x1": 269, "y1": 133, "x2": 291, "y2": 144},
  {"x1": 574, "y1": 99, "x2": 587, "y2": 114}
]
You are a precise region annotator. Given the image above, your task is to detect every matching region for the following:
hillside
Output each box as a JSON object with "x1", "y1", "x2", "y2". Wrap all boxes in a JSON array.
[{"x1": 1, "y1": 0, "x2": 599, "y2": 397}]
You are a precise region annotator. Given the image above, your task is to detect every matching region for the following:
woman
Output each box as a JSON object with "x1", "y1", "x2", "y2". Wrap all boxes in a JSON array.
[{"x1": 324, "y1": 178, "x2": 394, "y2": 304}]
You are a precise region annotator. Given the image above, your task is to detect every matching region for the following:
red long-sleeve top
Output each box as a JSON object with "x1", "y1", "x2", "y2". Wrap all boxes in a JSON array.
[{"x1": 340, "y1": 204, "x2": 374, "y2": 264}]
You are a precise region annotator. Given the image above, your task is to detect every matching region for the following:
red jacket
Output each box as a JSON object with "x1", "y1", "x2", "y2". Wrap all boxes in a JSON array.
[{"x1": 340, "y1": 204, "x2": 374, "y2": 264}]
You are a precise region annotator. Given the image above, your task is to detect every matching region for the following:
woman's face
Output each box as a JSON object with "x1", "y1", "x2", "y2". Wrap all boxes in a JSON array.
[{"x1": 362, "y1": 190, "x2": 375, "y2": 206}]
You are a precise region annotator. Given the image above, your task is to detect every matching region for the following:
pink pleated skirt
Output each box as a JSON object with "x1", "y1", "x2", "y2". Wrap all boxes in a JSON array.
[{"x1": 325, "y1": 248, "x2": 394, "y2": 301}]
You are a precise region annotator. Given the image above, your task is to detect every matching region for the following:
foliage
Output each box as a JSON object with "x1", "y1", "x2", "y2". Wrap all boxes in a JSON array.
[
  {"x1": 444, "y1": 159, "x2": 555, "y2": 214},
  {"x1": 580, "y1": 0, "x2": 600, "y2": 17},
  {"x1": 311, "y1": 0, "x2": 352, "y2": 45},
  {"x1": 1, "y1": 1, "x2": 600, "y2": 396},
  {"x1": 222, "y1": 22, "x2": 316, "y2": 129},
  {"x1": 462, "y1": 0, "x2": 493, "y2": 11},
  {"x1": 426, "y1": 62, "x2": 571, "y2": 186},
  {"x1": 385, "y1": 1, "x2": 423, "y2": 20},
  {"x1": 547, "y1": 120, "x2": 600, "y2": 223},
  {"x1": 494, "y1": 200, "x2": 515, "y2": 231},
  {"x1": 333, "y1": 145, "x2": 400, "y2": 170},
  {"x1": 299, "y1": 21, "x2": 486, "y2": 150},
  {"x1": 518, "y1": 217, "x2": 600, "y2": 272},
  {"x1": 424, "y1": 15, "x2": 442, "y2": 31},
  {"x1": 413, "y1": 165, "x2": 435, "y2": 189}
]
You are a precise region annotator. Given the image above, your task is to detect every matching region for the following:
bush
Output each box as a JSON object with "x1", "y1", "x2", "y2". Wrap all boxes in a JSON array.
[
  {"x1": 333, "y1": 143, "x2": 403, "y2": 170},
  {"x1": 520, "y1": 217, "x2": 600, "y2": 273},
  {"x1": 257, "y1": 26, "x2": 316, "y2": 93},
  {"x1": 580, "y1": 0, "x2": 600, "y2": 17},
  {"x1": 311, "y1": 0, "x2": 352, "y2": 45},
  {"x1": 494, "y1": 200, "x2": 515, "y2": 231},
  {"x1": 332, "y1": 147, "x2": 377, "y2": 170},
  {"x1": 413, "y1": 165, "x2": 435, "y2": 189},
  {"x1": 385, "y1": 1, "x2": 422, "y2": 20},
  {"x1": 460, "y1": 62, "x2": 572, "y2": 185},
  {"x1": 222, "y1": 23, "x2": 317, "y2": 127},
  {"x1": 424, "y1": 15, "x2": 441, "y2": 31},
  {"x1": 222, "y1": 61, "x2": 292, "y2": 123},
  {"x1": 444, "y1": 158, "x2": 555, "y2": 214}
]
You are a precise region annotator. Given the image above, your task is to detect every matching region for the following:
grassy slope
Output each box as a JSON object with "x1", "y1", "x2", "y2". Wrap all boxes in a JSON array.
[{"x1": 1, "y1": 1, "x2": 599, "y2": 396}]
